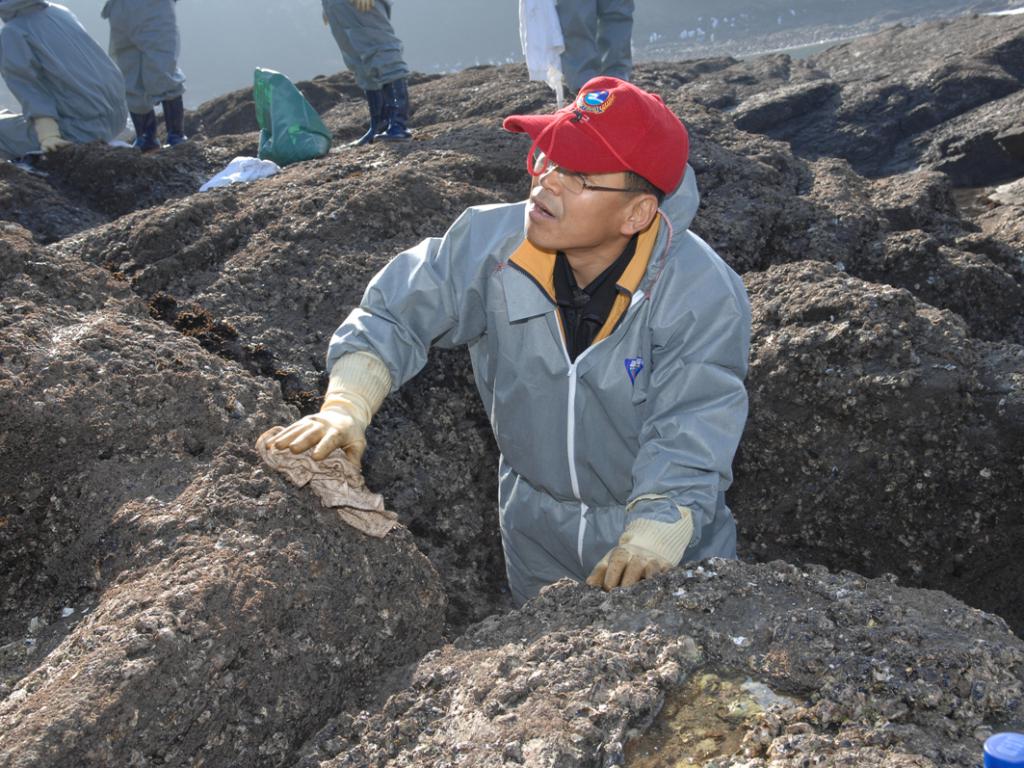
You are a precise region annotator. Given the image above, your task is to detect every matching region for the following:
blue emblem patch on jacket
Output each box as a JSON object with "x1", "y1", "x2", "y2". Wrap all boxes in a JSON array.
[{"x1": 625, "y1": 357, "x2": 644, "y2": 385}]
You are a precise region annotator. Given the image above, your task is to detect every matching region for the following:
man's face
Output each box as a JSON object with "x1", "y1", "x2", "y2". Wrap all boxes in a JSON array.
[{"x1": 525, "y1": 161, "x2": 639, "y2": 257}]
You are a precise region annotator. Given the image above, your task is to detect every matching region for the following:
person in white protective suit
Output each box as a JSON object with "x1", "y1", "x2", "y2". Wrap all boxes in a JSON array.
[
  {"x1": 555, "y1": 0, "x2": 633, "y2": 94},
  {"x1": 268, "y1": 77, "x2": 751, "y2": 605},
  {"x1": 102, "y1": 0, "x2": 186, "y2": 151},
  {"x1": 0, "y1": 0, "x2": 127, "y2": 160},
  {"x1": 321, "y1": 0, "x2": 411, "y2": 144}
]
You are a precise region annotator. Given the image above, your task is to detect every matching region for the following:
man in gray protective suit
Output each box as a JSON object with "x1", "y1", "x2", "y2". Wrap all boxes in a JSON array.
[
  {"x1": 102, "y1": 0, "x2": 186, "y2": 152},
  {"x1": 0, "y1": 0, "x2": 127, "y2": 160},
  {"x1": 556, "y1": 0, "x2": 634, "y2": 94},
  {"x1": 269, "y1": 77, "x2": 751, "y2": 605},
  {"x1": 322, "y1": 0, "x2": 411, "y2": 144}
]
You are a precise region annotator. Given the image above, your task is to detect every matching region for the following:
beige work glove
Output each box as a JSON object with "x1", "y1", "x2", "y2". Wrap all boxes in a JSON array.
[
  {"x1": 33, "y1": 117, "x2": 72, "y2": 152},
  {"x1": 586, "y1": 508, "x2": 694, "y2": 591},
  {"x1": 350, "y1": 0, "x2": 374, "y2": 11},
  {"x1": 268, "y1": 351, "x2": 392, "y2": 466}
]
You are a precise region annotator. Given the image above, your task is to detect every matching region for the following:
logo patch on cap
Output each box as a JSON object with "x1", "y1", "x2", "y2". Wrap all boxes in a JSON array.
[{"x1": 575, "y1": 89, "x2": 615, "y2": 115}]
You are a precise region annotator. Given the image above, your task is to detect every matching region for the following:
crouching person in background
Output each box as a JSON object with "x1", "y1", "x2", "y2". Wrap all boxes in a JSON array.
[{"x1": 0, "y1": 0, "x2": 128, "y2": 160}]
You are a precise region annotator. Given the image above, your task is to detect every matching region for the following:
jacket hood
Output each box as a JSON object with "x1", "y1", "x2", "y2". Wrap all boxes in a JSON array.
[
  {"x1": 0, "y1": 0, "x2": 47, "y2": 22},
  {"x1": 659, "y1": 164, "x2": 700, "y2": 233}
]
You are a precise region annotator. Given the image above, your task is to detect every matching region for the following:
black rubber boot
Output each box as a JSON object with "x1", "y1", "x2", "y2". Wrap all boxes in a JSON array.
[
  {"x1": 130, "y1": 111, "x2": 160, "y2": 152},
  {"x1": 350, "y1": 89, "x2": 385, "y2": 146},
  {"x1": 162, "y1": 96, "x2": 187, "y2": 146},
  {"x1": 379, "y1": 79, "x2": 412, "y2": 141}
]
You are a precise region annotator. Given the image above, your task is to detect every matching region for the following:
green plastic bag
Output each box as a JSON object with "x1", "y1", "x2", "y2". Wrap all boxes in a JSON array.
[{"x1": 253, "y1": 68, "x2": 332, "y2": 166}]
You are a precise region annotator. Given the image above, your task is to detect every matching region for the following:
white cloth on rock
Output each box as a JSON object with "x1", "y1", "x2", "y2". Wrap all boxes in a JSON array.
[{"x1": 200, "y1": 156, "x2": 281, "y2": 192}]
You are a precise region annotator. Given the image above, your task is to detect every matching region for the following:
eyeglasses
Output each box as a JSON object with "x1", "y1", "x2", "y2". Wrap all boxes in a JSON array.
[{"x1": 531, "y1": 151, "x2": 635, "y2": 195}]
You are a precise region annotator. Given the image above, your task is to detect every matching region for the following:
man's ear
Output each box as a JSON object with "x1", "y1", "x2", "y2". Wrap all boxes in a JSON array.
[{"x1": 620, "y1": 194, "x2": 659, "y2": 236}]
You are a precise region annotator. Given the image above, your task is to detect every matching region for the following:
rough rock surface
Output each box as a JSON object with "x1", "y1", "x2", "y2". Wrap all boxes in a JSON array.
[
  {"x1": 0, "y1": 447, "x2": 446, "y2": 768},
  {"x1": 734, "y1": 261, "x2": 1024, "y2": 631},
  {"x1": 0, "y1": 10, "x2": 1023, "y2": 768},
  {"x1": 977, "y1": 179, "x2": 1024, "y2": 253},
  {"x1": 0, "y1": 162, "x2": 103, "y2": 244},
  {"x1": 682, "y1": 13, "x2": 1024, "y2": 184},
  {"x1": 0, "y1": 139, "x2": 252, "y2": 243},
  {"x1": 0, "y1": 226, "x2": 446, "y2": 767},
  {"x1": 298, "y1": 560, "x2": 1024, "y2": 767},
  {"x1": 2, "y1": 223, "x2": 284, "y2": 626}
]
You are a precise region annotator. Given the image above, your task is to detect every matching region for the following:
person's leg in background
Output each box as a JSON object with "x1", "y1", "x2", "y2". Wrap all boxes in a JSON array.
[
  {"x1": 323, "y1": 0, "x2": 412, "y2": 143},
  {"x1": 135, "y1": 0, "x2": 187, "y2": 146},
  {"x1": 555, "y1": 0, "x2": 601, "y2": 94},
  {"x1": 596, "y1": 0, "x2": 634, "y2": 82}
]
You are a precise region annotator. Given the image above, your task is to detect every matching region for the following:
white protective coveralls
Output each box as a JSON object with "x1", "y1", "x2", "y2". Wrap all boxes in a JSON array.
[
  {"x1": 0, "y1": 0, "x2": 127, "y2": 159},
  {"x1": 102, "y1": 0, "x2": 184, "y2": 115},
  {"x1": 327, "y1": 168, "x2": 751, "y2": 605},
  {"x1": 321, "y1": 0, "x2": 409, "y2": 91},
  {"x1": 555, "y1": 0, "x2": 633, "y2": 93}
]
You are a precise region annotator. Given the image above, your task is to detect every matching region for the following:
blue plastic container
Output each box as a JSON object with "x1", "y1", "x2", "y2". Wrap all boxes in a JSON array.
[{"x1": 985, "y1": 732, "x2": 1024, "y2": 768}]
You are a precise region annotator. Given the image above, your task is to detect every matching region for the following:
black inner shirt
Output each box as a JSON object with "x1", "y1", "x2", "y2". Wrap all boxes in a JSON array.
[{"x1": 554, "y1": 234, "x2": 638, "y2": 362}]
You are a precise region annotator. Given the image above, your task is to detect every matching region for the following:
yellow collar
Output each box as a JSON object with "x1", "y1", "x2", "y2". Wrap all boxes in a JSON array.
[
  {"x1": 508, "y1": 216, "x2": 661, "y2": 302},
  {"x1": 508, "y1": 216, "x2": 662, "y2": 347}
]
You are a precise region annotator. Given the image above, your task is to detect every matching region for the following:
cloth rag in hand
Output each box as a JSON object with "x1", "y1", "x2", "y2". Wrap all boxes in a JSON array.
[{"x1": 257, "y1": 426, "x2": 398, "y2": 538}]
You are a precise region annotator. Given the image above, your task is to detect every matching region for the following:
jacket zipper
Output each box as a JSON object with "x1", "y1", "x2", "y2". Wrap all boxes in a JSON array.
[
  {"x1": 565, "y1": 362, "x2": 587, "y2": 566},
  {"x1": 563, "y1": 290, "x2": 646, "y2": 568}
]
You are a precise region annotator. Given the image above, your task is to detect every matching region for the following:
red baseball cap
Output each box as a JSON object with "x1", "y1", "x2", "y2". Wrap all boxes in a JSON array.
[{"x1": 502, "y1": 76, "x2": 689, "y2": 195}]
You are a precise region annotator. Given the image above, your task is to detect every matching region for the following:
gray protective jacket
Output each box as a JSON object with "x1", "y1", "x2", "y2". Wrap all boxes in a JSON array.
[
  {"x1": 0, "y1": 0, "x2": 127, "y2": 159},
  {"x1": 327, "y1": 168, "x2": 751, "y2": 604},
  {"x1": 102, "y1": 0, "x2": 184, "y2": 114}
]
